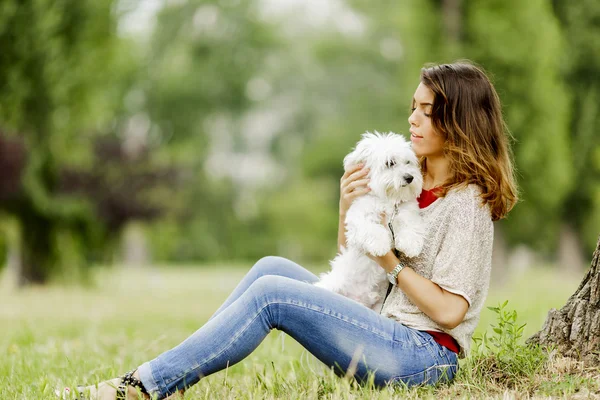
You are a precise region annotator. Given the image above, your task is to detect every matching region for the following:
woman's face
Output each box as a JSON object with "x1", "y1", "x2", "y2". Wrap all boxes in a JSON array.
[{"x1": 408, "y1": 83, "x2": 445, "y2": 159}]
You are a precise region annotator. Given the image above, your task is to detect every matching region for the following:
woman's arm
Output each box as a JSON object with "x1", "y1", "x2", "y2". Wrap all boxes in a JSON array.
[
  {"x1": 371, "y1": 251, "x2": 469, "y2": 330},
  {"x1": 337, "y1": 163, "x2": 371, "y2": 252}
]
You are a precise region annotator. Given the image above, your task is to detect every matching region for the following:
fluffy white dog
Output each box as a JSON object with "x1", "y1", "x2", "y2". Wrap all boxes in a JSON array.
[{"x1": 315, "y1": 131, "x2": 425, "y2": 309}]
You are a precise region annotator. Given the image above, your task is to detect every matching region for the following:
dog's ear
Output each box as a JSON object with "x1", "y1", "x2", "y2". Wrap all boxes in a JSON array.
[
  {"x1": 343, "y1": 146, "x2": 364, "y2": 170},
  {"x1": 344, "y1": 131, "x2": 379, "y2": 169}
]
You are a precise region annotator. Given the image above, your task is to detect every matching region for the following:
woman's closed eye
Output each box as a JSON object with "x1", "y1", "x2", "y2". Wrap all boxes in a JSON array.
[{"x1": 410, "y1": 106, "x2": 431, "y2": 118}]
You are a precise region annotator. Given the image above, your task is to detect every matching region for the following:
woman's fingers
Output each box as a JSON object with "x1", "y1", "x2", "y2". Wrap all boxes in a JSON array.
[
  {"x1": 340, "y1": 165, "x2": 361, "y2": 184},
  {"x1": 341, "y1": 166, "x2": 370, "y2": 189},
  {"x1": 343, "y1": 187, "x2": 371, "y2": 201},
  {"x1": 345, "y1": 178, "x2": 370, "y2": 193},
  {"x1": 342, "y1": 163, "x2": 364, "y2": 178},
  {"x1": 339, "y1": 164, "x2": 371, "y2": 215}
]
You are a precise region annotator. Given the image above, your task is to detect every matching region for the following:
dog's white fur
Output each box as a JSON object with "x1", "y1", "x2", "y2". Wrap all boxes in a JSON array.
[{"x1": 315, "y1": 131, "x2": 425, "y2": 309}]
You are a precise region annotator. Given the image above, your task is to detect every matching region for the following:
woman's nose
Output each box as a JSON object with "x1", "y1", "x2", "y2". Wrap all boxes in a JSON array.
[{"x1": 408, "y1": 110, "x2": 417, "y2": 126}]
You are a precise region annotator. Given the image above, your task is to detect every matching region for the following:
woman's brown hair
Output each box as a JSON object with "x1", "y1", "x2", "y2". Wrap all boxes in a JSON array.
[{"x1": 419, "y1": 61, "x2": 518, "y2": 221}]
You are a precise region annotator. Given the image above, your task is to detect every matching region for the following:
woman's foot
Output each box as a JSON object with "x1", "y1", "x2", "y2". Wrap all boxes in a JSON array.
[{"x1": 59, "y1": 370, "x2": 150, "y2": 400}]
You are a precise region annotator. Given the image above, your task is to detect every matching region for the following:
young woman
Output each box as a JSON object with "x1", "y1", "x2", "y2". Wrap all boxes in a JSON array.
[{"x1": 68, "y1": 61, "x2": 517, "y2": 399}]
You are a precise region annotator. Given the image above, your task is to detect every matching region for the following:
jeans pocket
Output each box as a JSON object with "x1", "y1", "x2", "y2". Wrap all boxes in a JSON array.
[
  {"x1": 407, "y1": 328, "x2": 430, "y2": 348},
  {"x1": 440, "y1": 345, "x2": 459, "y2": 366},
  {"x1": 391, "y1": 362, "x2": 457, "y2": 388}
]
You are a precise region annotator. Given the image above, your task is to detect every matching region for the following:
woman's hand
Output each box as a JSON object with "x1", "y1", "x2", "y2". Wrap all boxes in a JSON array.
[
  {"x1": 366, "y1": 213, "x2": 398, "y2": 273},
  {"x1": 339, "y1": 163, "x2": 370, "y2": 217}
]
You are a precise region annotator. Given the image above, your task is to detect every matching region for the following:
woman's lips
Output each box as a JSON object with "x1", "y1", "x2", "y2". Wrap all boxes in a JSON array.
[{"x1": 410, "y1": 132, "x2": 423, "y2": 140}]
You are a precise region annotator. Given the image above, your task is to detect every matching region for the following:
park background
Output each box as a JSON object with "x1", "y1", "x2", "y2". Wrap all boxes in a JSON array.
[{"x1": 1, "y1": 0, "x2": 599, "y2": 398}]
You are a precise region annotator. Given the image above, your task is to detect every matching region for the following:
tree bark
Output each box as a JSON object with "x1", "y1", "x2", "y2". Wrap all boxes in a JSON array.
[{"x1": 528, "y1": 234, "x2": 600, "y2": 365}]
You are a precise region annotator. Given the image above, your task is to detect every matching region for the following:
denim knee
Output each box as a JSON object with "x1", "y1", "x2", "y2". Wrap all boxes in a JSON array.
[
  {"x1": 247, "y1": 274, "x2": 282, "y2": 298},
  {"x1": 251, "y1": 256, "x2": 294, "y2": 277}
]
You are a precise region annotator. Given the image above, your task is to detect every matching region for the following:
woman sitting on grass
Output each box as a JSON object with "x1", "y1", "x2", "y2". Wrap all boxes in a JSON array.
[{"x1": 66, "y1": 61, "x2": 518, "y2": 399}]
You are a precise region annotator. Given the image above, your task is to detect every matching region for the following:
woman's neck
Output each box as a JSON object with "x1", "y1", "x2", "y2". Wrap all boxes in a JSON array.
[{"x1": 423, "y1": 156, "x2": 450, "y2": 190}]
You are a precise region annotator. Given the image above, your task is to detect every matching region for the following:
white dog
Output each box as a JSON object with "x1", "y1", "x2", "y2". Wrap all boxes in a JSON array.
[{"x1": 315, "y1": 131, "x2": 425, "y2": 309}]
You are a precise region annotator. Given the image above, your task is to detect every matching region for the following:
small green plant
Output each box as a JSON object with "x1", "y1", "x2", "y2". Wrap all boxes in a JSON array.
[
  {"x1": 468, "y1": 300, "x2": 548, "y2": 389},
  {"x1": 474, "y1": 300, "x2": 528, "y2": 356}
]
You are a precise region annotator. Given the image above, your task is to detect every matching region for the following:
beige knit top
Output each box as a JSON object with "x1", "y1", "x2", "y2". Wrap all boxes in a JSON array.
[{"x1": 380, "y1": 184, "x2": 494, "y2": 358}]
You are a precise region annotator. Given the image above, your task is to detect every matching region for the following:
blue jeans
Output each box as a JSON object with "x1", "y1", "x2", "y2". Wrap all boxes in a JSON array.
[{"x1": 138, "y1": 256, "x2": 458, "y2": 398}]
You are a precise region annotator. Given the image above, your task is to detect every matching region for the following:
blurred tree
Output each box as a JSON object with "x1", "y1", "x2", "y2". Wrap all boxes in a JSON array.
[
  {"x1": 0, "y1": 0, "x2": 120, "y2": 283},
  {"x1": 551, "y1": 0, "x2": 600, "y2": 259},
  {"x1": 0, "y1": 0, "x2": 175, "y2": 284},
  {"x1": 465, "y1": 0, "x2": 573, "y2": 253},
  {"x1": 59, "y1": 135, "x2": 179, "y2": 261}
]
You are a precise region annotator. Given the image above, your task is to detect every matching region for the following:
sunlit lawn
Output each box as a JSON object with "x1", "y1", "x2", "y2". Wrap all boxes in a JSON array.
[{"x1": 1, "y1": 262, "x2": 598, "y2": 399}]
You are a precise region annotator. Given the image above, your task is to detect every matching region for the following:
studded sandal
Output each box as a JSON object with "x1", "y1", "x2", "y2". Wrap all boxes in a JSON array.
[
  {"x1": 114, "y1": 369, "x2": 149, "y2": 399},
  {"x1": 58, "y1": 369, "x2": 149, "y2": 400}
]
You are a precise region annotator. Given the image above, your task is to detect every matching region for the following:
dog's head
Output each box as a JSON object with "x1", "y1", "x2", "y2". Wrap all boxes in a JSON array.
[{"x1": 344, "y1": 131, "x2": 423, "y2": 202}]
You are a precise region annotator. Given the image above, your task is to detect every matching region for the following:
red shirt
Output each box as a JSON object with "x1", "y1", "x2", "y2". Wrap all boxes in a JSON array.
[{"x1": 418, "y1": 187, "x2": 461, "y2": 354}]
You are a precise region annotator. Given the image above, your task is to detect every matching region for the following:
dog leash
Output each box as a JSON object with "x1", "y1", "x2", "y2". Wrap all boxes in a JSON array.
[
  {"x1": 381, "y1": 203, "x2": 401, "y2": 313},
  {"x1": 388, "y1": 203, "x2": 399, "y2": 246}
]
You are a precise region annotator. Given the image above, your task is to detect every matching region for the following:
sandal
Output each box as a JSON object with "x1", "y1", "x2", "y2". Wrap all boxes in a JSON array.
[{"x1": 57, "y1": 369, "x2": 149, "y2": 400}]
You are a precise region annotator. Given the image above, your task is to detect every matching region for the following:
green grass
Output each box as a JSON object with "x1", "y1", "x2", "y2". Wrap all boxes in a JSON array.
[{"x1": 1, "y1": 264, "x2": 598, "y2": 399}]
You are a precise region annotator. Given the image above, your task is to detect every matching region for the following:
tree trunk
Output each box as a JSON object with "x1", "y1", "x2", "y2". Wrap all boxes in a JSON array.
[
  {"x1": 122, "y1": 222, "x2": 149, "y2": 268},
  {"x1": 3, "y1": 236, "x2": 21, "y2": 289},
  {"x1": 442, "y1": 0, "x2": 463, "y2": 46},
  {"x1": 18, "y1": 212, "x2": 54, "y2": 285},
  {"x1": 527, "y1": 234, "x2": 600, "y2": 365}
]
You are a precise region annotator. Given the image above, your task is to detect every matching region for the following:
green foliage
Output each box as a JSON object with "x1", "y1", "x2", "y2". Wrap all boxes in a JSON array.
[
  {"x1": 1, "y1": 0, "x2": 599, "y2": 271},
  {"x1": 145, "y1": 0, "x2": 280, "y2": 158},
  {"x1": 464, "y1": 0, "x2": 573, "y2": 251},
  {"x1": 469, "y1": 301, "x2": 548, "y2": 388},
  {"x1": 0, "y1": 0, "x2": 118, "y2": 176},
  {"x1": 0, "y1": 0, "x2": 161, "y2": 283},
  {"x1": 475, "y1": 301, "x2": 528, "y2": 355},
  {"x1": 261, "y1": 179, "x2": 339, "y2": 262},
  {"x1": 143, "y1": 0, "x2": 284, "y2": 263}
]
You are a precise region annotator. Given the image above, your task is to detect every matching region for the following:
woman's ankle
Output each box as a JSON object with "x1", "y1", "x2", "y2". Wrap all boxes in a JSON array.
[
  {"x1": 130, "y1": 370, "x2": 150, "y2": 399},
  {"x1": 131, "y1": 369, "x2": 184, "y2": 399}
]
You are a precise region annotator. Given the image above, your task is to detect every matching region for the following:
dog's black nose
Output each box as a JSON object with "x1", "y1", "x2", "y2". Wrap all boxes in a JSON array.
[{"x1": 404, "y1": 174, "x2": 414, "y2": 184}]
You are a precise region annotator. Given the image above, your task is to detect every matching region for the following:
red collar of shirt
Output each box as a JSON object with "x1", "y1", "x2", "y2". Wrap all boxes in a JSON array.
[{"x1": 417, "y1": 187, "x2": 442, "y2": 209}]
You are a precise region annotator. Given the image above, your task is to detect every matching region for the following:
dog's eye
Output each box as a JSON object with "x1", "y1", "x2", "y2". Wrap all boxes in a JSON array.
[
  {"x1": 406, "y1": 161, "x2": 411, "y2": 165},
  {"x1": 386, "y1": 160, "x2": 396, "y2": 168}
]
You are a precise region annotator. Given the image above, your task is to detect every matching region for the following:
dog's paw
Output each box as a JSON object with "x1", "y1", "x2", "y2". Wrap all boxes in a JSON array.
[
  {"x1": 395, "y1": 234, "x2": 424, "y2": 258},
  {"x1": 367, "y1": 240, "x2": 393, "y2": 257},
  {"x1": 361, "y1": 225, "x2": 392, "y2": 256},
  {"x1": 346, "y1": 225, "x2": 370, "y2": 249}
]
